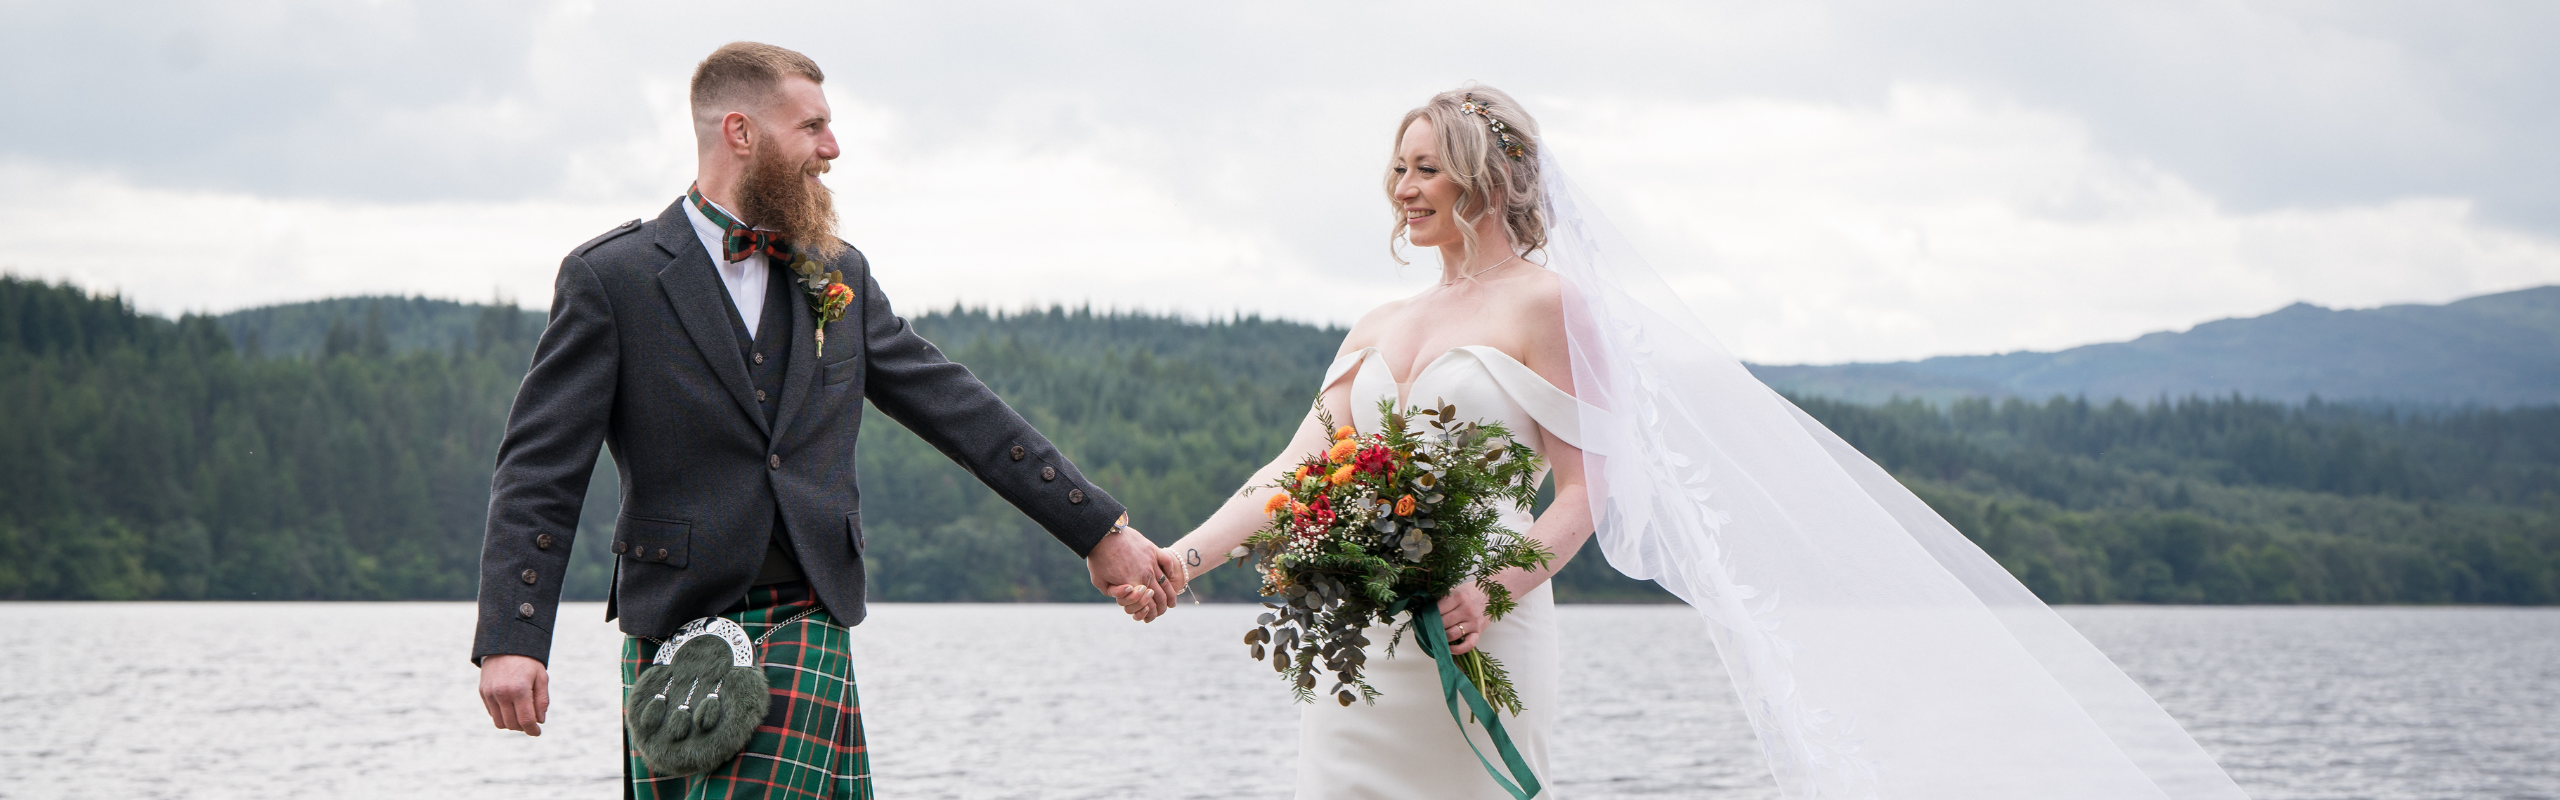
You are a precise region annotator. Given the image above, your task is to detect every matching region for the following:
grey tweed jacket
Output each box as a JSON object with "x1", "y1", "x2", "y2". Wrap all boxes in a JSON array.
[{"x1": 471, "y1": 198, "x2": 1125, "y2": 665}]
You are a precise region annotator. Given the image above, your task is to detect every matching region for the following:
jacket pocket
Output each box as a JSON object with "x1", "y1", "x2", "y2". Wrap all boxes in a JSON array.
[
  {"x1": 844, "y1": 511, "x2": 865, "y2": 553},
  {"x1": 616, "y1": 514, "x2": 691, "y2": 568},
  {"x1": 822, "y1": 357, "x2": 859, "y2": 387}
]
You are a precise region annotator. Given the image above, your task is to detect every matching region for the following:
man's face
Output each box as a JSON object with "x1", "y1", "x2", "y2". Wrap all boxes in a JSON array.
[
  {"x1": 760, "y1": 76, "x2": 839, "y2": 187},
  {"x1": 734, "y1": 75, "x2": 847, "y2": 258}
]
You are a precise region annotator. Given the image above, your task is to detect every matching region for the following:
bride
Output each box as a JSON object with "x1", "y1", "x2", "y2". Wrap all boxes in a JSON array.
[
  {"x1": 1133, "y1": 86, "x2": 2251, "y2": 800},
  {"x1": 1155, "y1": 86, "x2": 1589, "y2": 798}
]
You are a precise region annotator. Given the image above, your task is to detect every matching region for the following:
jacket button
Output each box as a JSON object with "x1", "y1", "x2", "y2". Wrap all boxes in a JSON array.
[
  {"x1": 769, "y1": 454, "x2": 781, "y2": 470},
  {"x1": 612, "y1": 541, "x2": 627, "y2": 554},
  {"x1": 1010, "y1": 446, "x2": 1026, "y2": 461},
  {"x1": 520, "y1": 569, "x2": 538, "y2": 585},
  {"x1": 535, "y1": 533, "x2": 554, "y2": 550},
  {"x1": 517, "y1": 602, "x2": 535, "y2": 619},
  {"x1": 1041, "y1": 466, "x2": 1056, "y2": 481},
  {"x1": 1068, "y1": 488, "x2": 1086, "y2": 504},
  {"x1": 752, "y1": 352, "x2": 764, "y2": 365},
  {"x1": 755, "y1": 389, "x2": 768, "y2": 402},
  {"x1": 656, "y1": 548, "x2": 670, "y2": 560}
]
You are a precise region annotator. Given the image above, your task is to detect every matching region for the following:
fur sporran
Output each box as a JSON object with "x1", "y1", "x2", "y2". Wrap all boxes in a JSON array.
[{"x1": 625, "y1": 617, "x2": 771, "y2": 775}]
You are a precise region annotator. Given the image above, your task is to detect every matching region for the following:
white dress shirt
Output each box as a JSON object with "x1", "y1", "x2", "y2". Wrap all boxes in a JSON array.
[{"x1": 680, "y1": 196, "x2": 773, "y2": 342}]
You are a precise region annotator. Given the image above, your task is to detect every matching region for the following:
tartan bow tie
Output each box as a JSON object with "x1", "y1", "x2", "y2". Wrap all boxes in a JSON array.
[{"x1": 687, "y1": 184, "x2": 792, "y2": 263}]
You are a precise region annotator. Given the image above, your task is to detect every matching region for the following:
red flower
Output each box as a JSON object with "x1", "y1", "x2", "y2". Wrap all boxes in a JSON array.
[
  {"x1": 1307, "y1": 494, "x2": 1336, "y2": 527},
  {"x1": 1353, "y1": 444, "x2": 1396, "y2": 475}
]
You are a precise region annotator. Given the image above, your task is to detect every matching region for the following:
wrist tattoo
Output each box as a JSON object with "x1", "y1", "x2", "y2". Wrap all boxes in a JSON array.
[{"x1": 1184, "y1": 548, "x2": 1202, "y2": 567}]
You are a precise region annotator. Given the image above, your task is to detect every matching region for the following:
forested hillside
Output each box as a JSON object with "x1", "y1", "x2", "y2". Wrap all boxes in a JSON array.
[
  {"x1": 1754, "y1": 285, "x2": 2560, "y2": 406},
  {"x1": 4, "y1": 275, "x2": 2555, "y2": 604}
]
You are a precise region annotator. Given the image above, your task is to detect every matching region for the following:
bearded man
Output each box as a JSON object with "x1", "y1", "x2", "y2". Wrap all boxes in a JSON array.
[{"x1": 472, "y1": 42, "x2": 1179, "y2": 799}]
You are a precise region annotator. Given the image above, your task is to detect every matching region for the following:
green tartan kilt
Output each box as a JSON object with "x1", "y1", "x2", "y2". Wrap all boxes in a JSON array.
[{"x1": 622, "y1": 582, "x2": 872, "y2": 800}]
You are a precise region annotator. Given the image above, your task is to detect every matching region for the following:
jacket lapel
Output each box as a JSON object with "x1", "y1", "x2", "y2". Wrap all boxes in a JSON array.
[
  {"x1": 649, "y1": 200, "x2": 769, "y2": 438},
  {"x1": 769, "y1": 258, "x2": 821, "y2": 442}
]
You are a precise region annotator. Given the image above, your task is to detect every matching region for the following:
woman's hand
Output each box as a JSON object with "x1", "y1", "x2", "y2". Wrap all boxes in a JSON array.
[
  {"x1": 1438, "y1": 582, "x2": 1491, "y2": 655},
  {"x1": 1112, "y1": 547, "x2": 1194, "y2": 621}
]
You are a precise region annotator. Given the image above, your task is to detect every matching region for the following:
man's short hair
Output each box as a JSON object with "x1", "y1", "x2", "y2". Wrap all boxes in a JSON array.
[{"x1": 690, "y1": 42, "x2": 825, "y2": 132}]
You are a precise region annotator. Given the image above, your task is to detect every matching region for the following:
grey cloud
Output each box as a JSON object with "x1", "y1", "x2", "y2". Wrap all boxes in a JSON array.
[{"x1": 4, "y1": 0, "x2": 2555, "y2": 230}]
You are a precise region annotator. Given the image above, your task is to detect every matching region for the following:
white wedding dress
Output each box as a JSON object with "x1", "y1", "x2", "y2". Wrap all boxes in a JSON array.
[{"x1": 1296, "y1": 345, "x2": 1585, "y2": 799}]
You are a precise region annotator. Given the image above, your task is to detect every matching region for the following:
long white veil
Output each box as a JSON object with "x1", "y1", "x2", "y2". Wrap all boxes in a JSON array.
[{"x1": 1543, "y1": 149, "x2": 2250, "y2": 799}]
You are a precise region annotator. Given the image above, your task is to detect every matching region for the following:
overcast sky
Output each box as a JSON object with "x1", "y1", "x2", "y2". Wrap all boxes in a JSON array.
[{"x1": 4, "y1": 0, "x2": 2555, "y2": 364}]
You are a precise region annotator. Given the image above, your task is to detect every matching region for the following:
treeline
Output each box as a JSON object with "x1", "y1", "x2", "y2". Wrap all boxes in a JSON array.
[
  {"x1": 3, "y1": 275, "x2": 2554, "y2": 604},
  {"x1": 0, "y1": 277, "x2": 544, "y2": 600},
  {"x1": 1806, "y1": 396, "x2": 2560, "y2": 604}
]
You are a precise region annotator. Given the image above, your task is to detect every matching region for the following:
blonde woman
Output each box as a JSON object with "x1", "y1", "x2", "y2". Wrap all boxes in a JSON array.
[
  {"x1": 1141, "y1": 86, "x2": 2250, "y2": 800},
  {"x1": 1156, "y1": 86, "x2": 1592, "y2": 798}
]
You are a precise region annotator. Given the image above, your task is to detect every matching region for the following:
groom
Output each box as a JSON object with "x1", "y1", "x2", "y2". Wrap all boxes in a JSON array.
[{"x1": 473, "y1": 42, "x2": 1176, "y2": 797}]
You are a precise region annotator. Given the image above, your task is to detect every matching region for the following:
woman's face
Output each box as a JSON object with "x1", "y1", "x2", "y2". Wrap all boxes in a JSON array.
[{"x1": 1391, "y1": 119, "x2": 1468, "y2": 249}]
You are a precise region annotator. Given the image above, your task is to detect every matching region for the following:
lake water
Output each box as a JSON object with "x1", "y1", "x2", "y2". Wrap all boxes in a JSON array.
[{"x1": 1, "y1": 603, "x2": 2554, "y2": 799}]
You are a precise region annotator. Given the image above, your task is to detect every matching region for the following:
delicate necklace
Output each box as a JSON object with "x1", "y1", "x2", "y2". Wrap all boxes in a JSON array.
[{"x1": 1443, "y1": 252, "x2": 1521, "y2": 286}]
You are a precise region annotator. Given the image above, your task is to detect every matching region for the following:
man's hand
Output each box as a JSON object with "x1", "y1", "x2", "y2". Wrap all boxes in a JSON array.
[
  {"x1": 478, "y1": 654, "x2": 550, "y2": 736},
  {"x1": 1087, "y1": 525, "x2": 1175, "y2": 622}
]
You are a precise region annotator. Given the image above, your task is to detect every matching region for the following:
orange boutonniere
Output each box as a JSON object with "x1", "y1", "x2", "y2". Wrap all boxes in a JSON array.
[{"x1": 792, "y1": 255, "x2": 854, "y2": 357}]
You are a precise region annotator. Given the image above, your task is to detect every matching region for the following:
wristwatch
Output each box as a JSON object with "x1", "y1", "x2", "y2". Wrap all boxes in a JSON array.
[{"x1": 1108, "y1": 512, "x2": 1131, "y2": 538}]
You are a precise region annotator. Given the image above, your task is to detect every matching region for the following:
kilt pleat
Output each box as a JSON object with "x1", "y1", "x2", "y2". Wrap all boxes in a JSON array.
[{"x1": 622, "y1": 582, "x2": 872, "y2": 800}]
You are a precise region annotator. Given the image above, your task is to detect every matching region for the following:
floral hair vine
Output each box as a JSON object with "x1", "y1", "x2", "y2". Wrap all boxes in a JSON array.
[{"x1": 1458, "y1": 93, "x2": 1527, "y2": 162}]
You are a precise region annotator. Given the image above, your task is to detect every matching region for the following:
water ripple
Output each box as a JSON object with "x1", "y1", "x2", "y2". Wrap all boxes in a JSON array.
[{"x1": 0, "y1": 603, "x2": 2550, "y2": 799}]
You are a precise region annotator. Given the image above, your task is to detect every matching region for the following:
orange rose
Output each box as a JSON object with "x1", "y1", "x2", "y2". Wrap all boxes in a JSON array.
[
  {"x1": 1333, "y1": 425, "x2": 1357, "y2": 441},
  {"x1": 1329, "y1": 464, "x2": 1356, "y2": 486},
  {"x1": 1291, "y1": 500, "x2": 1310, "y2": 517},
  {"x1": 1263, "y1": 493, "x2": 1291, "y2": 513},
  {"x1": 1395, "y1": 494, "x2": 1416, "y2": 516},
  {"x1": 1326, "y1": 440, "x2": 1358, "y2": 462}
]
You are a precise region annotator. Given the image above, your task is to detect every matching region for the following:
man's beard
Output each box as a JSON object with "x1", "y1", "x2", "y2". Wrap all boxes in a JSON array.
[{"x1": 736, "y1": 138, "x2": 843, "y2": 261}]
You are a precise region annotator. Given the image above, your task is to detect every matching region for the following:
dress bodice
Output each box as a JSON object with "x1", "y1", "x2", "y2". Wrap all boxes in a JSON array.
[{"x1": 1321, "y1": 346, "x2": 1583, "y2": 488}]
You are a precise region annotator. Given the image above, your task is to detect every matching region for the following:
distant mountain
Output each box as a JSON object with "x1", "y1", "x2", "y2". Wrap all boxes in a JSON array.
[
  {"x1": 1751, "y1": 285, "x2": 2560, "y2": 407},
  {"x1": 9, "y1": 275, "x2": 2556, "y2": 605},
  {"x1": 216, "y1": 296, "x2": 543, "y2": 359}
]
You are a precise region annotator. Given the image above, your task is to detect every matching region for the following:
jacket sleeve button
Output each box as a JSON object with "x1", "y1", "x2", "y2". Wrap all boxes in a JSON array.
[
  {"x1": 517, "y1": 603, "x2": 536, "y2": 619},
  {"x1": 1010, "y1": 446, "x2": 1026, "y2": 461},
  {"x1": 520, "y1": 569, "x2": 538, "y2": 585},
  {"x1": 612, "y1": 541, "x2": 627, "y2": 554},
  {"x1": 656, "y1": 548, "x2": 670, "y2": 560},
  {"x1": 1068, "y1": 488, "x2": 1086, "y2": 504},
  {"x1": 535, "y1": 533, "x2": 554, "y2": 550},
  {"x1": 1041, "y1": 466, "x2": 1057, "y2": 481}
]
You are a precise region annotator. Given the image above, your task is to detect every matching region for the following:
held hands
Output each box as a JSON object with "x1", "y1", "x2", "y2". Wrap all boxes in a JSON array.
[
  {"x1": 1086, "y1": 524, "x2": 1180, "y2": 622},
  {"x1": 478, "y1": 654, "x2": 551, "y2": 736}
]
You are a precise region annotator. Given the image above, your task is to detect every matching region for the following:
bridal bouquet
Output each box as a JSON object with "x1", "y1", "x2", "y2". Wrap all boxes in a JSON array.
[{"x1": 1234, "y1": 398, "x2": 1554, "y2": 712}]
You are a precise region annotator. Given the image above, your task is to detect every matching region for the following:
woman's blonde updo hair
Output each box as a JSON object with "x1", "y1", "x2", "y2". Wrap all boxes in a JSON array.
[{"x1": 1385, "y1": 84, "x2": 1547, "y2": 264}]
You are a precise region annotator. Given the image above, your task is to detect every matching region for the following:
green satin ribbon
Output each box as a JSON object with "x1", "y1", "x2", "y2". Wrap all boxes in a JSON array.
[{"x1": 1388, "y1": 595, "x2": 1543, "y2": 800}]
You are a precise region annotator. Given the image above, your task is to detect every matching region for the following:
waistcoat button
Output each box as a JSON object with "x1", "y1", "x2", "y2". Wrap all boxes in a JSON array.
[
  {"x1": 769, "y1": 454, "x2": 781, "y2": 470},
  {"x1": 535, "y1": 533, "x2": 554, "y2": 550},
  {"x1": 517, "y1": 602, "x2": 535, "y2": 619}
]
